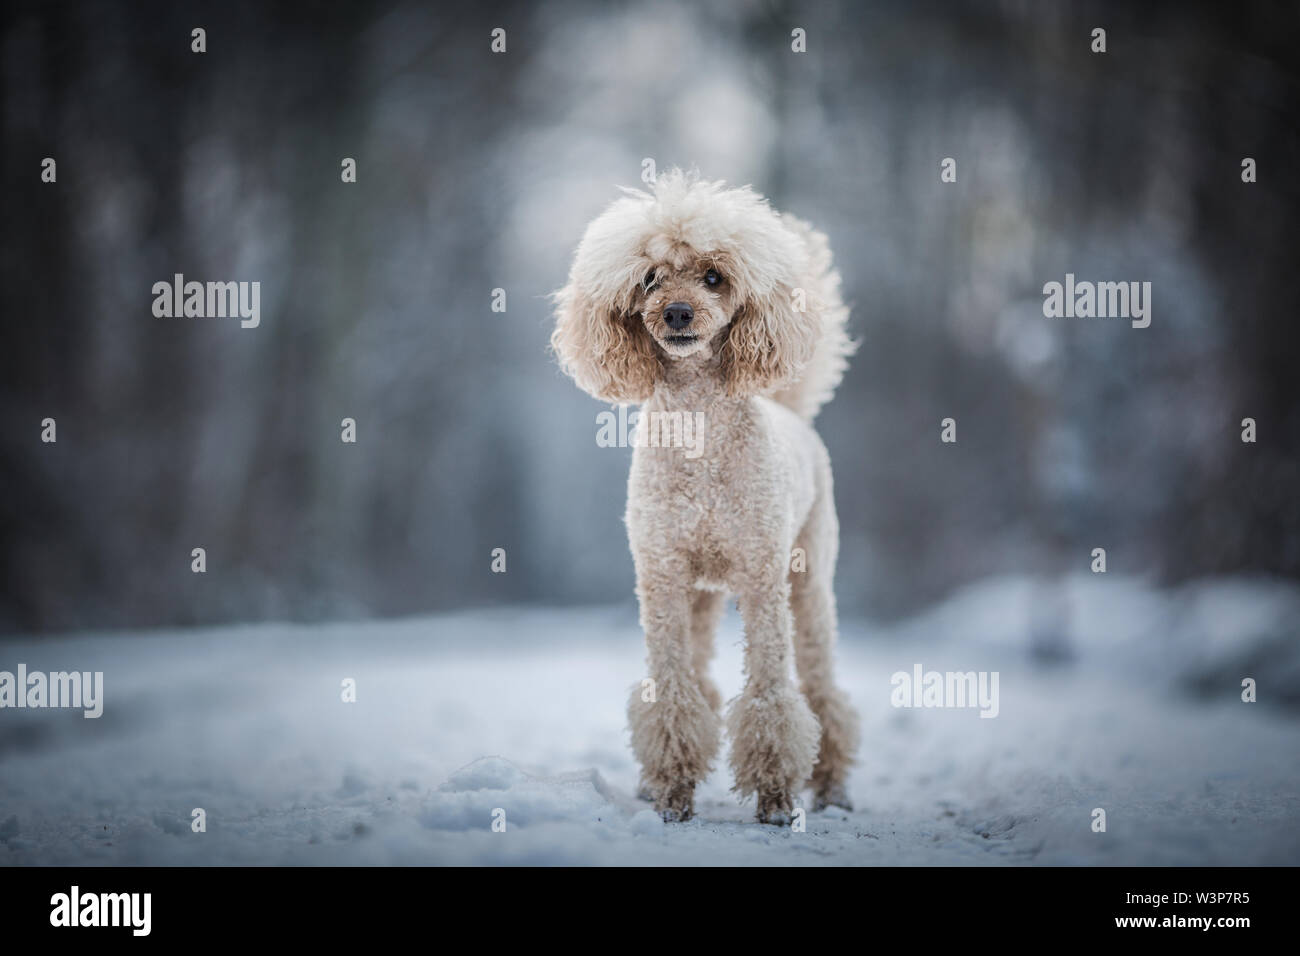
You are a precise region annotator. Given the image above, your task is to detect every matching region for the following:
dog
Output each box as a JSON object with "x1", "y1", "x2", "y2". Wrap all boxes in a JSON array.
[{"x1": 551, "y1": 170, "x2": 859, "y2": 825}]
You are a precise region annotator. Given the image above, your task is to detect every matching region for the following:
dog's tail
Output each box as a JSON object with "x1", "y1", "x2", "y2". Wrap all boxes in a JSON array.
[{"x1": 769, "y1": 214, "x2": 857, "y2": 423}]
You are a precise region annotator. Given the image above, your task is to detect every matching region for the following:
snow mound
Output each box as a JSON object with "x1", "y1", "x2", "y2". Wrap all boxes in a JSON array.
[
  {"x1": 422, "y1": 760, "x2": 615, "y2": 832},
  {"x1": 438, "y1": 757, "x2": 532, "y2": 793}
]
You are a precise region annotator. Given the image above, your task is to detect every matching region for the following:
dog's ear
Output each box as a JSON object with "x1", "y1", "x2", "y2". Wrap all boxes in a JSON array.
[
  {"x1": 720, "y1": 279, "x2": 820, "y2": 397},
  {"x1": 551, "y1": 281, "x2": 661, "y2": 403}
]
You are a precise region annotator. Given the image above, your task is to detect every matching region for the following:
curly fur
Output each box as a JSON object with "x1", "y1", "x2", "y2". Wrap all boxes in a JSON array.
[
  {"x1": 552, "y1": 170, "x2": 859, "y2": 824},
  {"x1": 552, "y1": 172, "x2": 854, "y2": 420}
]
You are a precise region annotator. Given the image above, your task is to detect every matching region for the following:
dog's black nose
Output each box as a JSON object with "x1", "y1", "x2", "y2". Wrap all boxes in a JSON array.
[{"x1": 663, "y1": 302, "x2": 694, "y2": 330}]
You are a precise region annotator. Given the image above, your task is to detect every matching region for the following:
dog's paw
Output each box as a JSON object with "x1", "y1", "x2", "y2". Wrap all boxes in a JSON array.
[
  {"x1": 812, "y1": 782, "x2": 853, "y2": 813},
  {"x1": 756, "y1": 789, "x2": 794, "y2": 826},
  {"x1": 656, "y1": 783, "x2": 695, "y2": 822}
]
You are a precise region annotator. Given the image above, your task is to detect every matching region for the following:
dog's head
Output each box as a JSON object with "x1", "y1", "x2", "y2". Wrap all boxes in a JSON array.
[{"x1": 551, "y1": 170, "x2": 820, "y2": 403}]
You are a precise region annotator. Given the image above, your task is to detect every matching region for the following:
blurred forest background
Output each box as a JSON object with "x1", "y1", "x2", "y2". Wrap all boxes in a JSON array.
[{"x1": 2, "y1": 0, "x2": 1297, "y2": 633}]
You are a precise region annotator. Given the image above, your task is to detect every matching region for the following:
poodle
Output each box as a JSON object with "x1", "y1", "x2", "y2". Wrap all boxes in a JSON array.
[{"x1": 551, "y1": 170, "x2": 859, "y2": 825}]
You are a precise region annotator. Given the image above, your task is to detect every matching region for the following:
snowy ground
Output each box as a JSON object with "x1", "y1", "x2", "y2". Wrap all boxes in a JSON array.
[{"x1": 1, "y1": 574, "x2": 1297, "y2": 866}]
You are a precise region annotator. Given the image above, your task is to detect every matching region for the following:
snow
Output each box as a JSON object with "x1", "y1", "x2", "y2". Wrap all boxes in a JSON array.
[{"x1": 1, "y1": 575, "x2": 1297, "y2": 866}]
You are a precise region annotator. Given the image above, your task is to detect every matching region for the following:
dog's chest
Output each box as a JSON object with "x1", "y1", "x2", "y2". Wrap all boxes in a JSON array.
[
  {"x1": 626, "y1": 432, "x2": 756, "y2": 579},
  {"x1": 630, "y1": 448, "x2": 729, "y2": 528}
]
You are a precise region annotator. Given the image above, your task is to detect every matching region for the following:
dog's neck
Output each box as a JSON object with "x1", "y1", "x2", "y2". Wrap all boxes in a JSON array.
[{"x1": 651, "y1": 347, "x2": 740, "y2": 414}]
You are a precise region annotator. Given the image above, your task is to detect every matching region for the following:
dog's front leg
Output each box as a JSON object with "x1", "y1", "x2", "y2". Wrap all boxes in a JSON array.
[
  {"x1": 628, "y1": 556, "x2": 720, "y2": 822},
  {"x1": 728, "y1": 574, "x2": 821, "y2": 825}
]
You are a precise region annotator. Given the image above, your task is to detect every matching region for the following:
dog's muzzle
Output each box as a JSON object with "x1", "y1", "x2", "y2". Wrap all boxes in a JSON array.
[{"x1": 663, "y1": 301, "x2": 694, "y2": 330}]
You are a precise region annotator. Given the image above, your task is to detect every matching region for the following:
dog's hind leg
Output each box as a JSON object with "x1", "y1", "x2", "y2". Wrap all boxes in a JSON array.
[
  {"x1": 628, "y1": 563, "x2": 721, "y2": 822},
  {"x1": 689, "y1": 589, "x2": 726, "y2": 715},
  {"x1": 790, "y1": 494, "x2": 860, "y2": 812}
]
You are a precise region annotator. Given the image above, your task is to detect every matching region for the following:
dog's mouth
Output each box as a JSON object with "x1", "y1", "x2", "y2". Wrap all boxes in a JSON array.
[{"x1": 662, "y1": 334, "x2": 698, "y2": 346}]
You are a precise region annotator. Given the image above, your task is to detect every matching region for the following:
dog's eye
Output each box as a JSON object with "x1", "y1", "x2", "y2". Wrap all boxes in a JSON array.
[
  {"x1": 643, "y1": 270, "x2": 658, "y2": 292},
  {"x1": 704, "y1": 269, "x2": 722, "y2": 287}
]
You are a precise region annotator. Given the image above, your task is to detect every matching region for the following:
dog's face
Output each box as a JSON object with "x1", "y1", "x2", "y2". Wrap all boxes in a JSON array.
[
  {"x1": 635, "y1": 248, "x2": 741, "y2": 359},
  {"x1": 552, "y1": 171, "x2": 822, "y2": 404}
]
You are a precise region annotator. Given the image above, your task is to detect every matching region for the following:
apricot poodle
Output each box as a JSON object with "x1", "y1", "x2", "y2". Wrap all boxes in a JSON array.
[{"x1": 551, "y1": 170, "x2": 859, "y2": 825}]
